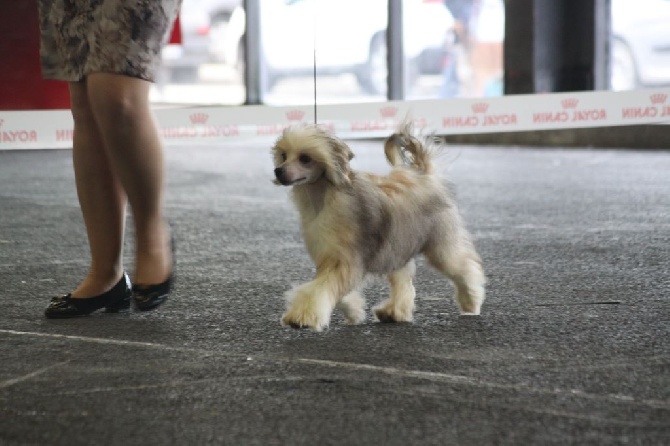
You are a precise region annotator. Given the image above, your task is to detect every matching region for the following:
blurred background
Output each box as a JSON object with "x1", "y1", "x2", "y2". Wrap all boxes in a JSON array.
[{"x1": 152, "y1": 0, "x2": 670, "y2": 106}]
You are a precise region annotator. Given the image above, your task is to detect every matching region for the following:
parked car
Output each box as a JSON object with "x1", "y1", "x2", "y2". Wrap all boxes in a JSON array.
[
  {"x1": 198, "y1": 0, "x2": 242, "y2": 23},
  {"x1": 219, "y1": 0, "x2": 454, "y2": 94},
  {"x1": 160, "y1": 0, "x2": 242, "y2": 82},
  {"x1": 161, "y1": 0, "x2": 213, "y2": 82},
  {"x1": 197, "y1": 0, "x2": 243, "y2": 62},
  {"x1": 611, "y1": 0, "x2": 670, "y2": 90}
]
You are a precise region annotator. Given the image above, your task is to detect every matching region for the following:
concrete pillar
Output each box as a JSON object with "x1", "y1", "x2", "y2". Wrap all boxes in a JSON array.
[{"x1": 504, "y1": 0, "x2": 610, "y2": 94}]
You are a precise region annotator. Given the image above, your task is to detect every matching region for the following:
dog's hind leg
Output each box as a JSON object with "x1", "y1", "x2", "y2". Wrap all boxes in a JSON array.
[
  {"x1": 373, "y1": 260, "x2": 416, "y2": 323},
  {"x1": 423, "y1": 226, "x2": 486, "y2": 315},
  {"x1": 337, "y1": 289, "x2": 366, "y2": 325}
]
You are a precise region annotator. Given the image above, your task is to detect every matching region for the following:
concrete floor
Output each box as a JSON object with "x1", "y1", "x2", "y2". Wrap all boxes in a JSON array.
[{"x1": 0, "y1": 141, "x2": 668, "y2": 445}]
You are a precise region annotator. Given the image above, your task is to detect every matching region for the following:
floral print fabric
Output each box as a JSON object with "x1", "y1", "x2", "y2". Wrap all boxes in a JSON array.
[{"x1": 38, "y1": 0, "x2": 182, "y2": 82}]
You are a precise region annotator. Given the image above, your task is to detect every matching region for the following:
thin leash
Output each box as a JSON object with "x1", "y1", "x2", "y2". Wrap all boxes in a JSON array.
[
  {"x1": 312, "y1": 0, "x2": 318, "y2": 124},
  {"x1": 313, "y1": 46, "x2": 317, "y2": 124}
]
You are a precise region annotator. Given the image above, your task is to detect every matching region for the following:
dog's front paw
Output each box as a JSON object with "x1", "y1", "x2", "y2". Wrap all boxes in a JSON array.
[
  {"x1": 281, "y1": 295, "x2": 332, "y2": 332},
  {"x1": 281, "y1": 309, "x2": 329, "y2": 332},
  {"x1": 372, "y1": 299, "x2": 414, "y2": 323}
]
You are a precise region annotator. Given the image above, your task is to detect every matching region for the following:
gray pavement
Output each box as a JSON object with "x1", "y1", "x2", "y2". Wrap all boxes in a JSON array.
[{"x1": 0, "y1": 141, "x2": 668, "y2": 445}]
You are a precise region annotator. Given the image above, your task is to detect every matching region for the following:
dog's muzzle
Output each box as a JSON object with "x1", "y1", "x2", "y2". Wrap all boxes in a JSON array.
[{"x1": 274, "y1": 167, "x2": 288, "y2": 185}]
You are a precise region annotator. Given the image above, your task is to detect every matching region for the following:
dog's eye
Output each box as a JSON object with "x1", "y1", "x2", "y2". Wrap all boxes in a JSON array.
[
  {"x1": 298, "y1": 154, "x2": 312, "y2": 164},
  {"x1": 280, "y1": 152, "x2": 287, "y2": 162}
]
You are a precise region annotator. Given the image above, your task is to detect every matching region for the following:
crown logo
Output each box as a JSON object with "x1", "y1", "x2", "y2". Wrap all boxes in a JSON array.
[
  {"x1": 471, "y1": 103, "x2": 489, "y2": 113},
  {"x1": 286, "y1": 110, "x2": 305, "y2": 121},
  {"x1": 650, "y1": 93, "x2": 667, "y2": 104},
  {"x1": 561, "y1": 98, "x2": 579, "y2": 109},
  {"x1": 189, "y1": 113, "x2": 209, "y2": 124},
  {"x1": 379, "y1": 106, "x2": 398, "y2": 118}
]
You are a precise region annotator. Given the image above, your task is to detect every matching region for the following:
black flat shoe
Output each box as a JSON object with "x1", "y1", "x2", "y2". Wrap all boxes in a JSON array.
[
  {"x1": 132, "y1": 274, "x2": 173, "y2": 311},
  {"x1": 132, "y1": 228, "x2": 175, "y2": 312},
  {"x1": 44, "y1": 272, "x2": 132, "y2": 319}
]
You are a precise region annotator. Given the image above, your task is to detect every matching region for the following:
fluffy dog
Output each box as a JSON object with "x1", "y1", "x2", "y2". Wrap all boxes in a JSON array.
[{"x1": 272, "y1": 122, "x2": 485, "y2": 331}]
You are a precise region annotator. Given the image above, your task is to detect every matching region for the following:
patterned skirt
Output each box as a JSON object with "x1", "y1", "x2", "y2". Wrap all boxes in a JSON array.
[{"x1": 38, "y1": 0, "x2": 182, "y2": 82}]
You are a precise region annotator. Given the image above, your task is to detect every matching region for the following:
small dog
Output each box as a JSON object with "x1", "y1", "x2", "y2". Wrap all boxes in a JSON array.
[{"x1": 272, "y1": 122, "x2": 485, "y2": 331}]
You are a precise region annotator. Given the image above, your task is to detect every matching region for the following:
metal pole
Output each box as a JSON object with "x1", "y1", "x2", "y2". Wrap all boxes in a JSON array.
[
  {"x1": 387, "y1": 0, "x2": 404, "y2": 100},
  {"x1": 244, "y1": 0, "x2": 262, "y2": 104}
]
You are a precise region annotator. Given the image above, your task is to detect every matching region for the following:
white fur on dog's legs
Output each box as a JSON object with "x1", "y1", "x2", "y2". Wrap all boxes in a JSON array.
[
  {"x1": 424, "y1": 230, "x2": 486, "y2": 315},
  {"x1": 282, "y1": 268, "x2": 361, "y2": 331},
  {"x1": 373, "y1": 260, "x2": 416, "y2": 323},
  {"x1": 337, "y1": 290, "x2": 366, "y2": 325},
  {"x1": 451, "y1": 257, "x2": 486, "y2": 315},
  {"x1": 282, "y1": 282, "x2": 334, "y2": 332}
]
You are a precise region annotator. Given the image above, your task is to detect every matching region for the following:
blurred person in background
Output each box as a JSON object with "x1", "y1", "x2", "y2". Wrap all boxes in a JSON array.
[
  {"x1": 440, "y1": 0, "x2": 475, "y2": 97},
  {"x1": 468, "y1": 0, "x2": 505, "y2": 96},
  {"x1": 441, "y1": 0, "x2": 504, "y2": 97}
]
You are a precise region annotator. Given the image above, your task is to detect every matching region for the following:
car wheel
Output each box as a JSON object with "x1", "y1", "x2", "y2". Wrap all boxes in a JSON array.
[
  {"x1": 357, "y1": 33, "x2": 388, "y2": 95},
  {"x1": 611, "y1": 38, "x2": 639, "y2": 91}
]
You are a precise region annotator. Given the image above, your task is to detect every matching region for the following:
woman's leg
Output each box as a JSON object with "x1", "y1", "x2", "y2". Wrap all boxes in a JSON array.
[
  {"x1": 69, "y1": 80, "x2": 127, "y2": 298},
  {"x1": 85, "y1": 73, "x2": 171, "y2": 287}
]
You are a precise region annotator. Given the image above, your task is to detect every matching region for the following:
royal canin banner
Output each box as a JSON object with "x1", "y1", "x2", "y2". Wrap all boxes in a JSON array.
[{"x1": 1, "y1": 88, "x2": 669, "y2": 150}]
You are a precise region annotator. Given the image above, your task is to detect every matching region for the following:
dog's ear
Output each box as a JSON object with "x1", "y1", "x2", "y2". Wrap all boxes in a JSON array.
[{"x1": 325, "y1": 137, "x2": 354, "y2": 187}]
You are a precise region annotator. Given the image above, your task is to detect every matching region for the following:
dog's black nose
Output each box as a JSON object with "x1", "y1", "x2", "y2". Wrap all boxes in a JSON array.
[{"x1": 274, "y1": 167, "x2": 284, "y2": 181}]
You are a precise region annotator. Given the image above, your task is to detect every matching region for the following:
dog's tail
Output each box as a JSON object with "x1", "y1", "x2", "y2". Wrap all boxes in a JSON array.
[{"x1": 383, "y1": 121, "x2": 434, "y2": 174}]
